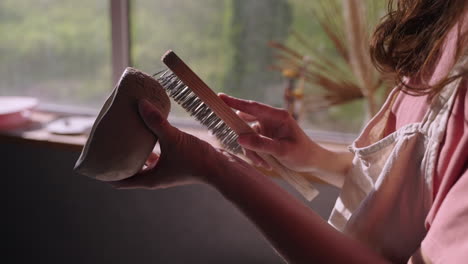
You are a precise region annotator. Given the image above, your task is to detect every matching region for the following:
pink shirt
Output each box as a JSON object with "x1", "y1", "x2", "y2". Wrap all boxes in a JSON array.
[
  {"x1": 390, "y1": 80, "x2": 468, "y2": 263},
  {"x1": 388, "y1": 17, "x2": 468, "y2": 262}
]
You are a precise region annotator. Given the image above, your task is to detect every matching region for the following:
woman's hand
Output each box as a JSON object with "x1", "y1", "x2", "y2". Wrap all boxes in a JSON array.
[
  {"x1": 219, "y1": 94, "x2": 353, "y2": 187},
  {"x1": 110, "y1": 99, "x2": 231, "y2": 189},
  {"x1": 219, "y1": 93, "x2": 325, "y2": 172}
]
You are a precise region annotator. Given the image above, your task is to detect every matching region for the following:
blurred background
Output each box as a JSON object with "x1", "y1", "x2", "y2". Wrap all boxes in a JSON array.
[
  {"x1": 0, "y1": 0, "x2": 388, "y2": 134},
  {"x1": 2, "y1": 0, "x2": 388, "y2": 263}
]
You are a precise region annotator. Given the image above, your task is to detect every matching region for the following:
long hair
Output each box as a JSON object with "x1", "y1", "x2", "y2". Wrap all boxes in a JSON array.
[{"x1": 370, "y1": 0, "x2": 468, "y2": 97}]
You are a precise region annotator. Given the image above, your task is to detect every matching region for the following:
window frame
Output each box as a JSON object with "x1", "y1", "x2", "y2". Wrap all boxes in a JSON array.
[{"x1": 110, "y1": 0, "x2": 131, "y2": 86}]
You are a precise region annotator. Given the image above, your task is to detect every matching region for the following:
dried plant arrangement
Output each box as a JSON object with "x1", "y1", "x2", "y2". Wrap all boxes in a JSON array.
[{"x1": 270, "y1": 0, "x2": 390, "y2": 122}]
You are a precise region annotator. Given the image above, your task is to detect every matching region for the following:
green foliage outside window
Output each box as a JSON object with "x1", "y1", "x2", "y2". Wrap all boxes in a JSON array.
[
  {"x1": 0, "y1": 0, "x2": 385, "y2": 133},
  {"x1": 0, "y1": 0, "x2": 111, "y2": 106}
]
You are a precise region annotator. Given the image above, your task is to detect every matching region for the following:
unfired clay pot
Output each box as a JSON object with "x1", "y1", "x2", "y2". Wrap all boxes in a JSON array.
[{"x1": 74, "y1": 67, "x2": 170, "y2": 181}]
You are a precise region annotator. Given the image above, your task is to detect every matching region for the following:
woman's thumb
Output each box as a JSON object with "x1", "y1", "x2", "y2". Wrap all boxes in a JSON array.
[
  {"x1": 238, "y1": 133, "x2": 282, "y2": 156},
  {"x1": 138, "y1": 99, "x2": 171, "y2": 140}
]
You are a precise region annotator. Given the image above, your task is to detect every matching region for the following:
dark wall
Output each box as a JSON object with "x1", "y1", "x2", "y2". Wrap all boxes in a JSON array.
[{"x1": 3, "y1": 142, "x2": 339, "y2": 264}]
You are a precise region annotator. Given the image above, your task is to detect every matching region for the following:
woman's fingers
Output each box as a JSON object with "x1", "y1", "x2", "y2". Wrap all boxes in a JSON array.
[
  {"x1": 111, "y1": 152, "x2": 164, "y2": 189},
  {"x1": 145, "y1": 152, "x2": 160, "y2": 169},
  {"x1": 219, "y1": 93, "x2": 266, "y2": 115},
  {"x1": 243, "y1": 148, "x2": 272, "y2": 170},
  {"x1": 110, "y1": 154, "x2": 185, "y2": 189},
  {"x1": 219, "y1": 93, "x2": 286, "y2": 121},
  {"x1": 232, "y1": 119, "x2": 270, "y2": 169},
  {"x1": 237, "y1": 110, "x2": 257, "y2": 122},
  {"x1": 138, "y1": 99, "x2": 176, "y2": 142},
  {"x1": 110, "y1": 168, "x2": 158, "y2": 189},
  {"x1": 238, "y1": 133, "x2": 284, "y2": 157}
]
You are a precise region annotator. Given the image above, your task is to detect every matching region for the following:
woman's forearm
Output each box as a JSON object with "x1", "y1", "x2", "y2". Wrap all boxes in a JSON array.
[
  {"x1": 305, "y1": 144, "x2": 354, "y2": 188},
  {"x1": 207, "y1": 153, "x2": 388, "y2": 264}
]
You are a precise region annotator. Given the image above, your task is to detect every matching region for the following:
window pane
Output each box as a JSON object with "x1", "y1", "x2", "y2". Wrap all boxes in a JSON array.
[
  {"x1": 130, "y1": 0, "x2": 294, "y2": 115},
  {"x1": 130, "y1": 0, "x2": 380, "y2": 134},
  {"x1": 0, "y1": 0, "x2": 111, "y2": 108}
]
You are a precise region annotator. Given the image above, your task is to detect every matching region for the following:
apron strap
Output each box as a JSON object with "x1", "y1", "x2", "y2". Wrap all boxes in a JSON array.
[{"x1": 420, "y1": 54, "x2": 467, "y2": 197}]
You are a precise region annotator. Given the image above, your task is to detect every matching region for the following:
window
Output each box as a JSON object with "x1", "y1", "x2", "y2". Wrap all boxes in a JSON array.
[
  {"x1": 0, "y1": 0, "x2": 111, "y2": 108},
  {"x1": 130, "y1": 0, "x2": 295, "y2": 119},
  {"x1": 130, "y1": 0, "x2": 371, "y2": 134},
  {"x1": 1, "y1": 0, "x2": 383, "y2": 135}
]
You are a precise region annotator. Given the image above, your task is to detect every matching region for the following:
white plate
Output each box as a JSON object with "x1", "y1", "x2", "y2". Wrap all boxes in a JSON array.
[{"x1": 46, "y1": 116, "x2": 96, "y2": 135}]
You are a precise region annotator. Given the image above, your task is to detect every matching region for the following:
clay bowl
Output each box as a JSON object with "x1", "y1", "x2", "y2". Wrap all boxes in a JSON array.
[{"x1": 74, "y1": 68, "x2": 170, "y2": 181}]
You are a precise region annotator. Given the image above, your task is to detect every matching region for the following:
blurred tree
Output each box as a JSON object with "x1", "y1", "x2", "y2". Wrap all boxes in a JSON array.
[
  {"x1": 270, "y1": 0, "x2": 389, "y2": 132},
  {"x1": 0, "y1": 0, "x2": 375, "y2": 133},
  {"x1": 131, "y1": 0, "x2": 226, "y2": 90},
  {"x1": 222, "y1": 0, "x2": 292, "y2": 101},
  {"x1": 0, "y1": 0, "x2": 111, "y2": 106}
]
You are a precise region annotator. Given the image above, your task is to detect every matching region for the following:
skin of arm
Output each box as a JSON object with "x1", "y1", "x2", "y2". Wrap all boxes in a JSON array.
[
  {"x1": 208, "y1": 150, "x2": 388, "y2": 264},
  {"x1": 112, "y1": 99, "x2": 389, "y2": 264}
]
